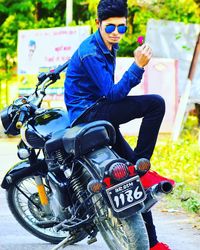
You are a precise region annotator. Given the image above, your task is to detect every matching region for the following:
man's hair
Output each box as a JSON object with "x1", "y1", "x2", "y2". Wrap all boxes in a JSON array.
[{"x1": 97, "y1": 0, "x2": 128, "y2": 22}]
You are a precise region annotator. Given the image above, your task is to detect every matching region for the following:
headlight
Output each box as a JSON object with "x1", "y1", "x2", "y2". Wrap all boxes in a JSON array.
[{"x1": 0, "y1": 106, "x2": 20, "y2": 136}]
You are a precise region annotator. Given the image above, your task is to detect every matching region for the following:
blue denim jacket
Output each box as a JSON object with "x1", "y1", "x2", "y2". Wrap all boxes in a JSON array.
[{"x1": 64, "y1": 29, "x2": 144, "y2": 125}]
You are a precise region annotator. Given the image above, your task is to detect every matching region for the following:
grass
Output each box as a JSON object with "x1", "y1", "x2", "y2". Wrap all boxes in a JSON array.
[{"x1": 125, "y1": 115, "x2": 200, "y2": 215}]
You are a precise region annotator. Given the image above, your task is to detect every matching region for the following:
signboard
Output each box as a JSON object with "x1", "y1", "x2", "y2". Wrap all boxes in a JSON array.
[
  {"x1": 116, "y1": 58, "x2": 178, "y2": 134},
  {"x1": 17, "y1": 26, "x2": 91, "y2": 99},
  {"x1": 146, "y1": 19, "x2": 200, "y2": 103}
]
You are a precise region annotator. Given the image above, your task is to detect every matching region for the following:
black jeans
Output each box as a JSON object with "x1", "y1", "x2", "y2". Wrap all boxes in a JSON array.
[{"x1": 75, "y1": 94, "x2": 165, "y2": 247}]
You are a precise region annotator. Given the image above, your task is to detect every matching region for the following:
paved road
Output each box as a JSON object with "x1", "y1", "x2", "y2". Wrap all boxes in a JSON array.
[{"x1": 0, "y1": 138, "x2": 199, "y2": 250}]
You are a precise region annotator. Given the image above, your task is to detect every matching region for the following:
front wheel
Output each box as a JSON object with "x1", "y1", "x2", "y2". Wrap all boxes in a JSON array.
[
  {"x1": 6, "y1": 176, "x2": 86, "y2": 244},
  {"x1": 98, "y1": 211, "x2": 149, "y2": 250}
]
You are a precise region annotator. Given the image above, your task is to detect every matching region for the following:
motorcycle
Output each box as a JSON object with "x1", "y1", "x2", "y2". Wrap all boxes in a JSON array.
[{"x1": 0, "y1": 61, "x2": 173, "y2": 250}]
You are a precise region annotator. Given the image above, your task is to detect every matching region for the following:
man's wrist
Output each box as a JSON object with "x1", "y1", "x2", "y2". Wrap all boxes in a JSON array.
[
  {"x1": 129, "y1": 62, "x2": 145, "y2": 78},
  {"x1": 134, "y1": 62, "x2": 144, "y2": 70}
]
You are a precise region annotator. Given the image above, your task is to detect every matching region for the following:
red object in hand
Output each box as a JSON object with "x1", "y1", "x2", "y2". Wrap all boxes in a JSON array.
[{"x1": 137, "y1": 36, "x2": 144, "y2": 45}]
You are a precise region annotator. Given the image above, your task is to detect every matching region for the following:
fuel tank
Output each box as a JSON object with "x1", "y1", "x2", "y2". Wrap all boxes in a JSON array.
[{"x1": 21, "y1": 108, "x2": 70, "y2": 149}]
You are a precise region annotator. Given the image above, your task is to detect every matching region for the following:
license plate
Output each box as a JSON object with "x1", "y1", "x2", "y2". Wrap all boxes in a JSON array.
[{"x1": 106, "y1": 176, "x2": 146, "y2": 213}]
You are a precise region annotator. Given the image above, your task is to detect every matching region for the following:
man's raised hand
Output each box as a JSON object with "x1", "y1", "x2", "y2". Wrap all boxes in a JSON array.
[{"x1": 134, "y1": 44, "x2": 152, "y2": 68}]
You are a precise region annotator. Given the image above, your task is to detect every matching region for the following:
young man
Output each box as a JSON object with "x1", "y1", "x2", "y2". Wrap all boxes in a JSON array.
[{"x1": 64, "y1": 0, "x2": 174, "y2": 249}]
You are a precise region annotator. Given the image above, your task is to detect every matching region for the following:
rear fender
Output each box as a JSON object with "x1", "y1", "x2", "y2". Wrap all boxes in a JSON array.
[
  {"x1": 85, "y1": 146, "x2": 120, "y2": 178},
  {"x1": 1, "y1": 159, "x2": 48, "y2": 189}
]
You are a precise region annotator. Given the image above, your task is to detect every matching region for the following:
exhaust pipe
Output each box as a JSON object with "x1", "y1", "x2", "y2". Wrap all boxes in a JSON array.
[{"x1": 141, "y1": 181, "x2": 173, "y2": 213}]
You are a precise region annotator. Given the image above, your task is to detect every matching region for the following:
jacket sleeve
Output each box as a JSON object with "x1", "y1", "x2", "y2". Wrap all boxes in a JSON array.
[{"x1": 81, "y1": 54, "x2": 144, "y2": 102}]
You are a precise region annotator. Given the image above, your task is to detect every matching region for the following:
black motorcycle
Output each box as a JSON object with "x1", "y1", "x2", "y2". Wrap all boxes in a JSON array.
[{"x1": 0, "y1": 61, "x2": 173, "y2": 250}]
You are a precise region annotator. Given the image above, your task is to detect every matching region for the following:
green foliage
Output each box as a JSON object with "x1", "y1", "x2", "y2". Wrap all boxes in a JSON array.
[
  {"x1": 185, "y1": 197, "x2": 200, "y2": 213},
  {"x1": 0, "y1": 0, "x2": 199, "y2": 71},
  {"x1": 120, "y1": 0, "x2": 200, "y2": 56},
  {"x1": 0, "y1": 0, "x2": 66, "y2": 78},
  {"x1": 126, "y1": 115, "x2": 200, "y2": 214},
  {"x1": 72, "y1": 0, "x2": 200, "y2": 56}
]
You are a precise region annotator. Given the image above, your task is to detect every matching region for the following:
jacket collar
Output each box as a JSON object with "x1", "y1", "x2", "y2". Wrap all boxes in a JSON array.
[{"x1": 95, "y1": 29, "x2": 119, "y2": 56}]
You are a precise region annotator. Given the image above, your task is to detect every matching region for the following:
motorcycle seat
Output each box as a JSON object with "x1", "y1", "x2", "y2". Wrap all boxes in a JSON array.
[{"x1": 62, "y1": 120, "x2": 116, "y2": 158}]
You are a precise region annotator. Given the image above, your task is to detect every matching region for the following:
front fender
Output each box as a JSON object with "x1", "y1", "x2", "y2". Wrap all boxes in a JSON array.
[{"x1": 1, "y1": 159, "x2": 48, "y2": 189}]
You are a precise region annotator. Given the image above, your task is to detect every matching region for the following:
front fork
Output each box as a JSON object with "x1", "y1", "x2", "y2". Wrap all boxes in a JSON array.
[
  {"x1": 26, "y1": 148, "x2": 50, "y2": 212},
  {"x1": 34, "y1": 176, "x2": 50, "y2": 213}
]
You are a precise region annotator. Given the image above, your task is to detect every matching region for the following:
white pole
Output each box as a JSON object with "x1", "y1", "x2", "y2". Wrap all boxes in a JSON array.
[{"x1": 66, "y1": 0, "x2": 73, "y2": 26}]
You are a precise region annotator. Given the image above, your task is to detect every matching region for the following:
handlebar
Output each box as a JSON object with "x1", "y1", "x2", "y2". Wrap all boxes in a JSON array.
[
  {"x1": 53, "y1": 60, "x2": 70, "y2": 75},
  {"x1": 37, "y1": 60, "x2": 70, "y2": 86},
  {"x1": 10, "y1": 60, "x2": 71, "y2": 130}
]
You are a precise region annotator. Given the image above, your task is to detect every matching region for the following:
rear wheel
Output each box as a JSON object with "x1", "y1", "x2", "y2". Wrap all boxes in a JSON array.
[
  {"x1": 98, "y1": 211, "x2": 149, "y2": 250},
  {"x1": 93, "y1": 194, "x2": 149, "y2": 250},
  {"x1": 7, "y1": 176, "x2": 86, "y2": 244}
]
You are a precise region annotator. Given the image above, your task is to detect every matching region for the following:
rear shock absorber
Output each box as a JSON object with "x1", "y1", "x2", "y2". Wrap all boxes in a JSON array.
[{"x1": 70, "y1": 173, "x2": 84, "y2": 203}]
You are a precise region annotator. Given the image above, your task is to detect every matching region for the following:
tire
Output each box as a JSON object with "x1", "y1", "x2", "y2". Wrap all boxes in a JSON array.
[
  {"x1": 97, "y1": 207, "x2": 149, "y2": 250},
  {"x1": 6, "y1": 176, "x2": 86, "y2": 244},
  {"x1": 89, "y1": 169, "x2": 149, "y2": 250}
]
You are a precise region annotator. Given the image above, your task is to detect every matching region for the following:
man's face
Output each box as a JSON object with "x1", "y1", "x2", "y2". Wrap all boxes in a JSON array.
[{"x1": 98, "y1": 17, "x2": 127, "y2": 48}]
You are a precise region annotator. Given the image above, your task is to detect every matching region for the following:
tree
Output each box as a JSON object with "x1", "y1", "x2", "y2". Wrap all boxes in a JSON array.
[
  {"x1": 0, "y1": 0, "x2": 66, "y2": 78},
  {"x1": 72, "y1": 0, "x2": 200, "y2": 56},
  {"x1": 0, "y1": 0, "x2": 199, "y2": 73},
  {"x1": 118, "y1": 0, "x2": 200, "y2": 56}
]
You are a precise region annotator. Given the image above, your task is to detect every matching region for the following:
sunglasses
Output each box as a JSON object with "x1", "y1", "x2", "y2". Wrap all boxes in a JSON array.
[{"x1": 105, "y1": 24, "x2": 127, "y2": 34}]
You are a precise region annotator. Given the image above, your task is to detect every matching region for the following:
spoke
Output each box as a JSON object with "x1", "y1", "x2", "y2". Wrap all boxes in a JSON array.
[
  {"x1": 19, "y1": 180, "x2": 36, "y2": 196},
  {"x1": 12, "y1": 176, "x2": 69, "y2": 238}
]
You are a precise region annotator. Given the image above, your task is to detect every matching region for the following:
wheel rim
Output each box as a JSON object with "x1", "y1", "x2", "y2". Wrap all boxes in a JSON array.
[{"x1": 12, "y1": 176, "x2": 69, "y2": 239}]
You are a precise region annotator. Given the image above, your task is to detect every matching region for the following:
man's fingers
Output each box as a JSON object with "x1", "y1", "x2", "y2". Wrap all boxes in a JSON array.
[
  {"x1": 142, "y1": 44, "x2": 151, "y2": 52},
  {"x1": 146, "y1": 48, "x2": 152, "y2": 56},
  {"x1": 140, "y1": 43, "x2": 150, "y2": 49},
  {"x1": 134, "y1": 43, "x2": 153, "y2": 67}
]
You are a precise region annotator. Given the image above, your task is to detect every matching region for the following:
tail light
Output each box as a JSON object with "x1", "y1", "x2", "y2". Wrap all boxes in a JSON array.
[
  {"x1": 109, "y1": 162, "x2": 128, "y2": 181},
  {"x1": 102, "y1": 160, "x2": 138, "y2": 188}
]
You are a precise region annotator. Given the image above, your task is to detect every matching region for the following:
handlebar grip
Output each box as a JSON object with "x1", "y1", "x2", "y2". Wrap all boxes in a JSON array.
[
  {"x1": 16, "y1": 110, "x2": 26, "y2": 129},
  {"x1": 16, "y1": 121, "x2": 23, "y2": 129},
  {"x1": 53, "y1": 60, "x2": 70, "y2": 75}
]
